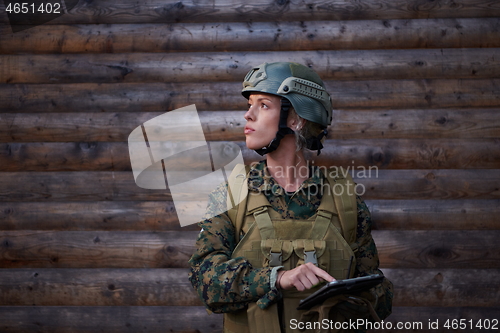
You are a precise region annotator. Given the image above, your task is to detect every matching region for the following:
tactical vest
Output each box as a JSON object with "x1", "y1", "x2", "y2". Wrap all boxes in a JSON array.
[{"x1": 223, "y1": 164, "x2": 362, "y2": 333}]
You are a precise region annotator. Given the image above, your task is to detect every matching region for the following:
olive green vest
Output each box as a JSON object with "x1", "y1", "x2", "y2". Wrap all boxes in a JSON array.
[{"x1": 223, "y1": 164, "x2": 361, "y2": 333}]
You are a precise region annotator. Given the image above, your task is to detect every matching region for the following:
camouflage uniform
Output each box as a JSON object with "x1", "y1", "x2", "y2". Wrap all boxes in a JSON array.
[{"x1": 189, "y1": 160, "x2": 393, "y2": 322}]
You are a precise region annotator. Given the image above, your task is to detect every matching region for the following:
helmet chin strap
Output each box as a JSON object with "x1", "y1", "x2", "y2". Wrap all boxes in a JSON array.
[
  {"x1": 254, "y1": 98, "x2": 328, "y2": 156},
  {"x1": 255, "y1": 98, "x2": 294, "y2": 156},
  {"x1": 306, "y1": 129, "x2": 328, "y2": 156}
]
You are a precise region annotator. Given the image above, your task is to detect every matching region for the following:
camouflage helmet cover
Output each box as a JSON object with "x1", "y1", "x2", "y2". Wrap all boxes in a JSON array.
[{"x1": 242, "y1": 62, "x2": 332, "y2": 127}]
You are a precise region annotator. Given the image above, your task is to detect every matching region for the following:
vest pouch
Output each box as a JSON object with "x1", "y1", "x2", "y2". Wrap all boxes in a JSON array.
[
  {"x1": 292, "y1": 239, "x2": 328, "y2": 271},
  {"x1": 224, "y1": 309, "x2": 250, "y2": 333},
  {"x1": 282, "y1": 288, "x2": 323, "y2": 333},
  {"x1": 325, "y1": 240, "x2": 351, "y2": 280},
  {"x1": 299, "y1": 294, "x2": 352, "y2": 333},
  {"x1": 260, "y1": 239, "x2": 294, "y2": 268}
]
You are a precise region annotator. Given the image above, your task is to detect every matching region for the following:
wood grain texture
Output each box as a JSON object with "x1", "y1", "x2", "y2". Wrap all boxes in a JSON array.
[
  {"x1": 2, "y1": 109, "x2": 499, "y2": 142},
  {"x1": 0, "y1": 170, "x2": 498, "y2": 202},
  {"x1": 0, "y1": 306, "x2": 498, "y2": 333},
  {"x1": 1, "y1": 0, "x2": 499, "y2": 332},
  {"x1": 0, "y1": 268, "x2": 199, "y2": 306},
  {"x1": 1, "y1": 200, "x2": 499, "y2": 231},
  {"x1": 3, "y1": 48, "x2": 500, "y2": 84},
  {"x1": 2, "y1": 18, "x2": 500, "y2": 54},
  {"x1": 2, "y1": 79, "x2": 500, "y2": 113},
  {"x1": 329, "y1": 108, "x2": 500, "y2": 140},
  {"x1": 355, "y1": 169, "x2": 500, "y2": 200},
  {"x1": 0, "y1": 201, "x2": 199, "y2": 231},
  {"x1": 0, "y1": 230, "x2": 498, "y2": 269},
  {"x1": 0, "y1": 306, "x2": 224, "y2": 333},
  {"x1": 366, "y1": 199, "x2": 500, "y2": 230},
  {"x1": 375, "y1": 231, "x2": 500, "y2": 269},
  {"x1": 0, "y1": 111, "x2": 246, "y2": 142},
  {"x1": 2, "y1": 0, "x2": 500, "y2": 25},
  {"x1": 0, "y1": 230, "x2": 199, "y2": 268},
  {"x1": 305, "y1": 139, "x2": 500, "y2": 170},
  {"x1": 0, "y1": 268, "x2": 497, "y2": 306},
  {"x1": 1, "y1": 139, "x2": 499, "y2": 171},
  {"x1": 385, "y1": 268, "x2": 500, "y2": 308}
]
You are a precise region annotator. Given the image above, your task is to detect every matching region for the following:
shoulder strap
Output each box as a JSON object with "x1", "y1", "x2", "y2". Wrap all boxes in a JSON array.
[
  {"x1": 323, "y1": 167, "x2": 358, "y2": 245},
  {"x1": 227, "y1": 163, "x2": 250, "y2": 243}
]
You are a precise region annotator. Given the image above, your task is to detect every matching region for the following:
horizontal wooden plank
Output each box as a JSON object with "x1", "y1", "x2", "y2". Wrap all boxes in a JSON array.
[
  {"x1": 0, "y1": 268, "x2": 498, "y2": 307},
  {"x1": 2, "y1": 109, "x2": 499, "y2": 142},
  {"x1": 310, "y1": 138, "x2": 500, "y2": 170},
  {"x1": 384, "y1": 268, "x2": 500, "y2": 308},
  {"x1": 2, "y1": 79, "x2": 500, "y2": 113},
  {"x1": 375, "y1": 231, "x2": 500, "y2": 269},
  {"x1": 0, "y1": 306, "x2": 224, "y2": 333},
  {"x1": 0, "y1": 230, "x2": 499, "y2": 269},
  {"x1": 3, "y1": 48, "x2": 500, "y2": 84},
  {"x1": 0, "y1": 230, "x2": 199, "y2": 268},
  {"x1": 0, "y1": 111, "x2": 247, "y2": 142},
  {"x1": 2, "y1": 18, "x2": 499, "y2": 54},
  {"x1": 0, "y1": 81, "x2": 241, "y2": 113},
  {"x1": 1, "y1": 139, "x2": 499, "y2": 171},
  {"x1": 0, "y1": 268, "x2": 199, "y2": 306},
  {"x1": 330, "y1": 108, "x2": 500, "y2": 140},
  {"x1": 2, "y1": 0, "x2": 500, "y2": 26},
  {"x1": 0, "y1": 306, "x2": 499, "y2": 333},
  {"x1": 0, "y1": 201, "x2": 200, "y2": 231},
  {"x1": 0, "y1": 170, "x2": 498, "y2": 202},
  {"x1": 329, "y1": 78, "x2": 500, "y2": 110},
  {"x1": 355, "y1": 169, "x2": 500, "y2": 200},
  {"x1": 1, "y1": 200, "x2": 498, "y2": 231},
  {"x1": 366, "y1": 199, "x2": 500, "y2": 230}
]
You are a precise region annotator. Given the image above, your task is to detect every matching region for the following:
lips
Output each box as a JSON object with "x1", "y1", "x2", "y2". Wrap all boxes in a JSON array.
[{"x1": 244, "y1": 126, "x2": 255, "y2": 134}]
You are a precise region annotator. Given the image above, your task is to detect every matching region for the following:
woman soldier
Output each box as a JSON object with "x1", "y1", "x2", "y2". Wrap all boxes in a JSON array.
[{"x1": 189, "y1": 62, "x2": 393, "y2": 333}]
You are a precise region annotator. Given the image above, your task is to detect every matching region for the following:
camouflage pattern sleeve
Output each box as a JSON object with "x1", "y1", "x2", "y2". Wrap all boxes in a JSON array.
[
  {"x1": 188, "y1": 182, "x2": 282, "y2": 313},
  {"x1": 353, "y1": 196, "x2": 394, "y2": 320}
]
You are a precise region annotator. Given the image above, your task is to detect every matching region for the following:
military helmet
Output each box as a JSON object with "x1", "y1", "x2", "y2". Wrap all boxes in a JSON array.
[{"x1": 242, "y1": 62, "x2": 332, "y2": 128}]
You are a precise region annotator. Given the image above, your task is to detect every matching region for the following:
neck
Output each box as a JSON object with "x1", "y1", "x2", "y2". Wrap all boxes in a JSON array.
[{"x1": 266, "y1": 136, "x2": 309, "y2": 192}]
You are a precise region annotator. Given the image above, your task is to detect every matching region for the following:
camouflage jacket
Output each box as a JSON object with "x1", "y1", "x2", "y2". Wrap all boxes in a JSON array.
[{"x1": 188, "y1": 160, "x2": 393, "y2": 319}]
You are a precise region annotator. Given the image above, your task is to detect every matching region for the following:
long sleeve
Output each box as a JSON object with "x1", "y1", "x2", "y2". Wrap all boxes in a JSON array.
[
  {"x1": 188, "y1": 183, "x2": 281, "y2": 313},
  {"x1": 353, "y1": 196, "x2": 394, "y2": 320}
]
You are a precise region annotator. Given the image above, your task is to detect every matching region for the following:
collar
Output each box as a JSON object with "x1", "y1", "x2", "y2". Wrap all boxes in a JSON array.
[{"x1": 247, "y1": 160, "x2": 324, "y2": 196}]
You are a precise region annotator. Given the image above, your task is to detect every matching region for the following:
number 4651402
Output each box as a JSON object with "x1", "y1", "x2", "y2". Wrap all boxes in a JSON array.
[
  {"x1": 444, "y1": 319, "x2": 498, "y2": 330},
  {"x1": 5, "y1": 2, "x2": 62, "y2": 14}
]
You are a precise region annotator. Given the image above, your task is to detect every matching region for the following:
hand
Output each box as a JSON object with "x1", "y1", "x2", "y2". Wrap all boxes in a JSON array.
[{"x1": 277, "y1": 263, "x2": 335, "y2": 291}]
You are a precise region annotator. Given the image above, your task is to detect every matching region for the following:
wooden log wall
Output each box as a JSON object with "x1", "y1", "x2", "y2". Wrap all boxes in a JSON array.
[{"x1": 1, "y1": 1, "x2": 500, "y2": 332}]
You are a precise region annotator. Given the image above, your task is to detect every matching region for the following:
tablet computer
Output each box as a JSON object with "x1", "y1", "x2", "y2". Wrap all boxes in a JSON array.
[{"x1": 297, "y1": 274, "x2": 384, "y2": 310}]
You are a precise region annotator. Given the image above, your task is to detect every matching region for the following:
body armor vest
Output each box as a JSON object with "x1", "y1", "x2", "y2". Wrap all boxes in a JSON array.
[{"x1": 223, "y1": 164, "x2": 360, "y2": 333}]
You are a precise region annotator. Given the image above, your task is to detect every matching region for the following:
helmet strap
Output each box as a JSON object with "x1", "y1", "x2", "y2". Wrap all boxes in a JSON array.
[
  {"x1": 306, "y1": 129, "x2": 328, "y2": 156},
  {"x1": 255, "y1": 98, "x2": 294, "y2": 156}
]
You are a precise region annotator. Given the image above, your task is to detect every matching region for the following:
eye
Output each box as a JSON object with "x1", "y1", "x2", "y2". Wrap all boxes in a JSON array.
[{"x1": 261, "y1": 102, "x2": 268, "y2": 109}]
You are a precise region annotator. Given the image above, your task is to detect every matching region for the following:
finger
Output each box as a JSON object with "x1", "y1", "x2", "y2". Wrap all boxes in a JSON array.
[
  {"x1": 301, "y1": 267, "x2": 321, "y2": 288},
  {"x1": 308, "y1": 264, "x2": 335, "y2": 282},
  {"x1": 297, "y1": 276, "x2": 314, "y2": 290},
  {"x1": 294, "y1": 280, "x2": 306, "y2": 291}
]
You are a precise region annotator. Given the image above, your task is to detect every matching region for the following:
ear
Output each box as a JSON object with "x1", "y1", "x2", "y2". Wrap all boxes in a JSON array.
[
  {"x1": 287, "y1": 115, "x2": 306, "y2": 131},
  {"x1": 288, "y1": 117, "x2": 305, "y2": 130}
]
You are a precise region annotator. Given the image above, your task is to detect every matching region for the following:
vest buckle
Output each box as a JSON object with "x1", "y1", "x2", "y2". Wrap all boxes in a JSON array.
[
  {"x1": 304, "y1": 250, "x2": 318, "y2": 266},
  {"x1": 269, "y1": 251, "x2": 282, "y2": 267}
]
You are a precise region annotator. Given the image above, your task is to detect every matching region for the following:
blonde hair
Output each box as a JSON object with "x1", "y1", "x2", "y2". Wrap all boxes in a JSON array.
[{"x1": 289, "y1": 108, "x2": 327, "y2": 151}]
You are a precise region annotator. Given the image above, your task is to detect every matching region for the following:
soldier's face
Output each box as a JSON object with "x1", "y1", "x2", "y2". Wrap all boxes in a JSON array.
[{"x1": 244, "y1": 93, "x2": 281, "y2": 150}]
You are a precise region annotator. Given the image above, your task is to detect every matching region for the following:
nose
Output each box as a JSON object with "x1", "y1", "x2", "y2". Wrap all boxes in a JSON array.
[{"x1": 244, "y1": 105, "x2": 254, "y2": 121}]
